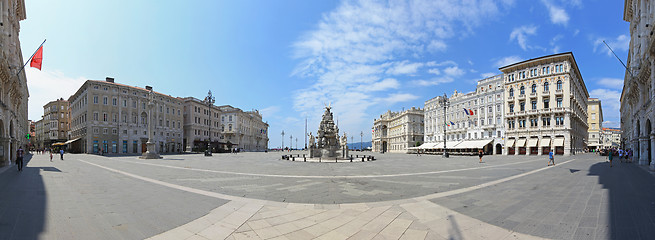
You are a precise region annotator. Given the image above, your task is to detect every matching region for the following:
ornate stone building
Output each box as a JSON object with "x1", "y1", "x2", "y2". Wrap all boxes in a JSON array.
[
  {"x1": 587, "y1": 98, "x2": 603, "y2": 151},
  {"x1": 216, "y1": 105, "x2": 269, "y2": 152},
  {"x1": 500, "y1": 52, "x2": 589, "y2": 156},
  {"x1": 602, "y1": 127, "x2": 622, "y2": 148},
  {"x1": 621, "y1": 0, "x2": 655, "y2": 169},
  {"x1": 423, "y1": 74, "x2": 505, "y2": 155},
  {"x1": 372, "y1": 107, "x2": 423, "y2": 153},
  {"x1": 34, "y1": 118, "x2": 44, "y2": 149},
  {"x1": 0, "y1": 0, "x2": 28, "y2": 166},
  {"x1": 68, "y1": 78, "x2": 184, "y2": 154},
  {"x1": 42, "y1": 98, "x2": 69, "y2": 147}
]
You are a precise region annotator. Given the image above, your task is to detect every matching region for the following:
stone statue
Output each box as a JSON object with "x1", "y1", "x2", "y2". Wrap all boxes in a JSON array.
[
  {"x1": 308, "y1": 132, "x2": 315, "y2": 148},
  {"x1": 310, "y1": 105, "x2": 347, "y2": 158},
  {"x1": 341, "y1": 133, "x2": 347, "y2": 147}
]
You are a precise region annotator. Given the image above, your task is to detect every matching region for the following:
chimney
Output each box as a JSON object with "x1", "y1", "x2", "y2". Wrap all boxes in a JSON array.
[
  {"x1": 145, "y1": 86, "x2": 153, "y2": 91},
  {"x1": 106, "y1": 77, "x2": 114, "y2": 83}
]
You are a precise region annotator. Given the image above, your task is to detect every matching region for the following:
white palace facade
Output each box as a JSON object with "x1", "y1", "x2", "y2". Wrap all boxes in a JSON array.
[{"x1": 422, "y1": 74, "x2": 505, "y2": 155}]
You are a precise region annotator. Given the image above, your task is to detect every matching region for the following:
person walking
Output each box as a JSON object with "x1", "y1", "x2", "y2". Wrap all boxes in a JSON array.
[
  {"x1": 16, "y1": 147, "x2": 24, "y2": 172},
  {"x1": 548, "y1": 148, "x2": 555, "y2": 166},
  {"x1": 478, "y1": 149, "x2": 484, "y2": 163},
  {"x1": 619, "y1": 149, "x2": 624, "y2": 163},
  {"x1": 608, "y1": 149, "x2": 614, "y2": 167},
  {"x1": 49, "y1": 150, "x2": 53, "y2": 162},
  {"x1": 60, "y1": 149, "x2": 64, "y2": 160}
]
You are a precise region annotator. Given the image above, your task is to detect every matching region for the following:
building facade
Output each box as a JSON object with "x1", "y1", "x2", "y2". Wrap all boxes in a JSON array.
[
  {"x1": 0, "y1": 0, "x2": 29, "y2": 166},
  {"x1": 34, "y1": 119, "x2": 44, "y2": 149},
  {"x1": 216, "y1": 105, "x2": 269, "y2": 152},
  {"x1": 42, "y1": 98, "x2": 70, "y2": 147},
  {"x1": 372, "y1": 107, "x2": 424, "y2": 153},
  {"x1": 500, "y1": 52, "x2": 589, "y2": 156},
  {"x1": 68, "y1": 78, "x2": 184, "y2": 154},
  {"x1": 587, "y1": 98, "x2": 603, "y2": 151},
  {"x1": 601, "y1": 128, "x2": 622, "y2": 148},
  {"x1": 620, "y1": 0, "x2": 655, "y2": 169},
  {"x1": 182, "y1": 97, "x2": 224, "y2": 152},
  {"x1": 423, "y1": 74, "x2": 505, "y2": 155}
]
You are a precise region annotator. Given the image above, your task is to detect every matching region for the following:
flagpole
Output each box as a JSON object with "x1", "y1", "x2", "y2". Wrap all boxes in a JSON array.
[{"x1": 16, "y1": 39, "x2": 46, "y2": 77}]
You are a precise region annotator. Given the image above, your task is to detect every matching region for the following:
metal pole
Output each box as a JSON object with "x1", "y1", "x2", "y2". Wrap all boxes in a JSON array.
[
  {"x1": 16, "y1": 39, "x2": 46, "y2": 77},
  {"x1": 290, "y1": 135, "x2": 293, "y2": 150},
  {"x1": 443, "y1": 93, "x2": 448, "y2": 158},
  {"x1": 281, "y1": 131, "x2": 285, "y2": 150},
  {"x1": 360, "y1": 131, "x2": 363, "y2": 151},
  {"x1": 304, "y1": 117, "x2": 307, "y2": 150}
]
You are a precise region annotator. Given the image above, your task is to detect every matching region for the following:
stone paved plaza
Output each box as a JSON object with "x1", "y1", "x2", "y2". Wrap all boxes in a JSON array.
[{"x1": 0, "y1": 152, "x2": 654, "y2": 239}]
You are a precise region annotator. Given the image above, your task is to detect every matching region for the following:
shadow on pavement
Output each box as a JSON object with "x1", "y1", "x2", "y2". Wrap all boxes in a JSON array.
[
  {"x1": 0, "y1": 154, "x2": 47, "y2": 239},
  {"x1": 588, "y1": 161, "x2": 655, "y2": 239}
]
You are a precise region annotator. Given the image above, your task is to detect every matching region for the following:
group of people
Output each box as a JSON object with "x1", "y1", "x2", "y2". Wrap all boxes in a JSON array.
[
  {"x1": 606, "y1": 148, "x2": 633, "y2": 167},
  {"x1": 15, "y1": 146, "x2": 65, "y2": 172}
]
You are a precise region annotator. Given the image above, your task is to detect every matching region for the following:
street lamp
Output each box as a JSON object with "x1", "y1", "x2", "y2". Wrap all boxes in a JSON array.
[
  {"x1": 290, "y1": 135, "x2": 293, "y2": 151},
  {"x1": 204, "y1": 90, "x2": 215, "y2": 156},
  {"x1": 440, "y1": 93, "x2": 450, "y2": 158},
  {"x1": 281, "y1": 130, "x2": 285, "y2": 150}
]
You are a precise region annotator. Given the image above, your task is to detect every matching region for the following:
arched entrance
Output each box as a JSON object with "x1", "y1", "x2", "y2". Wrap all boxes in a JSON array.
[
  {"x1": 381, "y1": 141, "x2": 387, "y2": 153},
  {"x1": 495, "y1": 143, "x2": 502, "y2": 155},
  {"x1": 647, "y1": 119, "x2": 652, "y2": 165}
]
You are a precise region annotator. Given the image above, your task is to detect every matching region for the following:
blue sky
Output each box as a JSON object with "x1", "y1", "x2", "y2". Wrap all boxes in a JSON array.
[{"x1": 20, "y1": 0, "x2": 628, "y2": 148}]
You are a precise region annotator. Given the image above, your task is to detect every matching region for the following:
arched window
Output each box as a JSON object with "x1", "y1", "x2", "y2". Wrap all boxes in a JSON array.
[
  {"x1": 509, "y1": 88, "x2": 514, "y2": 97},
  {"x1": 544, "y1": 82, "x2": 549, "y2": 92},
  {"x1": 531, "y1": 84, "x2": 536, "y2": 93},
  {"x1": 557, "y1": 80, "x2": 562, "y2": 90},
  {"x1": 520, "y1": 86, "x2": 525, "y2": 95}
]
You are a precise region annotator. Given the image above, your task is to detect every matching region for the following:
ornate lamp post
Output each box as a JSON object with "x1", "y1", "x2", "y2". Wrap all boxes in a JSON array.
[
  {"x1": 440, "y1": 93, "x2": 450, "y2": 158},
  {"x1": 281, "y1": 130, "x2": 285, "y2": 150},
  {"x1": 204, "y1": 90, "x2": 215, "y2": 156},
  {"x1": 140, "y1": 88, "x2": 160, "y2": 159},
  {"x1": 360, "y1": 131, "x2": 363, "y2": 151},
  {"x1": 290, "y1": 135, "x2": 293, "y2": 150}
]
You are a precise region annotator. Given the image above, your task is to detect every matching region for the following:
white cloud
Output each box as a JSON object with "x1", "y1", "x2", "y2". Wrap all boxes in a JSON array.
[
  {"x1": 593, "y1": 34, "x2": 630, "y2": 56},
  {"x1": 509, "y1": 25, "x2": 538, "y2": 50},
  {"x1": 25, "y1": 68, "x2": 87, "y2": 120},
  {"x1": 597, "y1": 78, "x2": 624, "y2": 89},
  {"x1": 357, "y1": 78, "x2": 400, "y2": 92},
  {"x1": 385, "y1": 61, "x2": 424, "y2": 75},
  {"x1": 411, "y1": 77, "x2": 454, "y2": 86},
  {"x1": 481, "y1": 72, "x2": 496, "y2": 78},
  {"x1": 541, "y1": 0, "x2": 569, "y2": 25},
  {"x1": 550, "y1": 34, "x2": 564, "y2": 53},
  {"x1": 443, "y1": 66, "x2": 465, "y2": 77},
  {"x1": 259, "y1": 106, "x2": 280, "y2": 118},
  {"x1": 292, "y1": 0, "x2": 505, "y2": 131},
  {"x1": 379, "y1": 93, "x2": 420, "y2": 104},
  {"x1": 589, "y1": 88, "x2": 621, "y2": 121},
  {"x1": 428, "y1": 68, "x2": 441, "y2": 75},
  {"x1": 427, "y1": 40, "x2": 447, "y2": 52},
  {"x1": 494, "y1": 55, "x2": 523, "y2": 68}
]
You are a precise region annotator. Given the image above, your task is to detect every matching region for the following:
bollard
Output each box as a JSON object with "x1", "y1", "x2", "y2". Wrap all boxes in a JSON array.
[
  {"x1": 335, "y1": 158, "x2": 338, "y2": 163},
  {"x1": 319, "y1": 157, "x2": 321, "y2": 162},
  {"x1": 350, "y1": 156, "x2": 353, "y2": 162},
  {"x1": 292, "y1": 156, "x2": 295, "y2": 161},
  {"x1": 362, "y1": 157, "x2": 365, "y2": 162}
]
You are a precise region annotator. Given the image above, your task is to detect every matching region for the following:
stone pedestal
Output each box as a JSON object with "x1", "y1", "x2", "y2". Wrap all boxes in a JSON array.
[{"x1": 140, "y1": 142, "x2": 161, "y2": 159}]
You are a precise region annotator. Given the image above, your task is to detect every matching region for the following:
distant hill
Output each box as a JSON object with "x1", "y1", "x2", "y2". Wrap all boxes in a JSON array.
[{"x1": 347, "y1": 141, "x2": 372, "y2": 150}]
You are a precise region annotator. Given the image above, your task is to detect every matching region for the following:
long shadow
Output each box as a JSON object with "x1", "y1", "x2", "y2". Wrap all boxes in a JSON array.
[
  {"x1": 588, "y1": 162, "x2": 655, "y2": 239},
  {"x1": 0, "y1": 154, "x2": 47, "y2": 239}
]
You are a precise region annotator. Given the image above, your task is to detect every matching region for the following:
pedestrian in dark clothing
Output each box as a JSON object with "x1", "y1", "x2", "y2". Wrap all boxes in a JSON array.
[
  {"x1": 478, "y1": 149, "x2": 484, "y2": 163},
  {"x1": 16, "y1": 147, "x2": 24, "y2": 172},
  {"x1": 608, "y1": 150, "x2": 613, "y2": 167},
  {"x1": 60, "y1": 149, "x2": 64, "y2": 160}
]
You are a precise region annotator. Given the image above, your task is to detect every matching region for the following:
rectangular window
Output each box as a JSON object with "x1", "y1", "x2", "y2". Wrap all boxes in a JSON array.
[
  {"x1": 557, "y1": 98, "x2": 563, "y2": 108},
  {"x1": 123, "y1": 141, "x2": 128, "y2": 153},
  {"x1": 509, "y1": 104, "x2": 514, "y2": 113},
  {"x1": 520, "y1": 102, "x2": 525, "y2": 111},
  {"x1": 543, "y1": 99, "x2": 549, "y2": 109},
  {"x1": 488, "y1": 106, "x2": 493, "y2": 113},
  {"x1": 531, "y1": 101, "x2": 537, "y2": 110},
  {"x1": 93, "y1": 96, "x2": 98, "y2": 104},
  {"x1": 103, "y1": 97, "x2": 108, "y2": 105}
]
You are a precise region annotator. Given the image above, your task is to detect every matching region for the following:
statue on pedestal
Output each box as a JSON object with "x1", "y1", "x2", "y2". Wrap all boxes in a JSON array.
[{"x1": 309, "y1": 105, "x2": 348, "y2": 158}]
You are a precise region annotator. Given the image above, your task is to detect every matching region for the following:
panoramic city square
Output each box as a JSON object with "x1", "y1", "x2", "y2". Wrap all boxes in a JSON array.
[
  {"x1": 2, "y1": 0, "x2": 655, "y2": 239},
  {"x1": 1, "y1": 152, "x2": 654, "y2": 239}
]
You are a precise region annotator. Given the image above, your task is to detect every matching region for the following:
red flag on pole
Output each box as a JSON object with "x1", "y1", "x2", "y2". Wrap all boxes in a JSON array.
[{"x1": 30, "y1": 46, "x2": 43, "y2": 70}]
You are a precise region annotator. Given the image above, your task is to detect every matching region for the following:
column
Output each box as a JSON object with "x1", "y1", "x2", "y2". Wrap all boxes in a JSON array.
[
  {"x1": 538, "y1": 137, "x2": 543, "y2": 155},
  {"x1": 0, "y1": 137, "x2": 8, "y2": 167},
  {"x1": 650, "y1": 133, "x2": 655, "y2": 170}
]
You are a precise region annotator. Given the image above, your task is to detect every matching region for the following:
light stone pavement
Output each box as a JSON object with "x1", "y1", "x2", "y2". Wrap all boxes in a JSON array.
[{"x1": 0, "y1": 151, "x2": 653, "y2": 239}]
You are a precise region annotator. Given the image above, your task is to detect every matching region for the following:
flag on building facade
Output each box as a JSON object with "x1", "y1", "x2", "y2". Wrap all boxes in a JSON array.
[{"x1": 30, "y1": 45, "x2": 43, "y2": 70}]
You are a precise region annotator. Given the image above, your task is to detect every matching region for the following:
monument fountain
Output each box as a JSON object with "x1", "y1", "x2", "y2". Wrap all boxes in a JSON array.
[{"x1": 309, "y1": 105, "x2": 348, "y2": 158}]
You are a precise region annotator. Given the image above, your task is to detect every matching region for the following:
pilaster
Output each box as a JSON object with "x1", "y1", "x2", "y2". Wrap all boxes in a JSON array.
[{"x1": 639, "y1": 136, "x2": 649, "y2": 165}]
